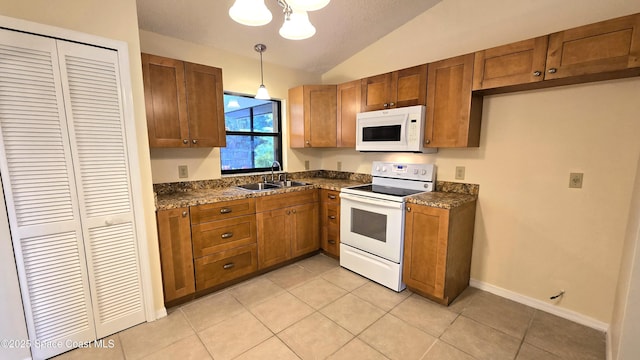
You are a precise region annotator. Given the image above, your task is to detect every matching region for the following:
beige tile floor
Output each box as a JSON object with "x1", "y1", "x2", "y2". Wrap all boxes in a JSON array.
[{"x1": 54, "y1": 254, "x2": 606, "y2": 360}]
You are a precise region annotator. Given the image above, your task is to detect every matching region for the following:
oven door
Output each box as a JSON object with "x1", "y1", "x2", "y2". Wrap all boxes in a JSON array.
[{"x1": 340, "y1": 192, "x2": 405, "y2": 263}]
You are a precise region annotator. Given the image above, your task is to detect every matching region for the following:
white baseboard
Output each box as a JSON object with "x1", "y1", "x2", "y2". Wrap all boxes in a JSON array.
[
  {"x1": 155, "y1": 307, "x2": 167, "y2": 320},
  {"x1": 469, "y1": 279, "x2": 609, "y2": 333}
]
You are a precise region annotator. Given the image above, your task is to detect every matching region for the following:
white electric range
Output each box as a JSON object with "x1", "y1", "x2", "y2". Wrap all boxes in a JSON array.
[{"x1": 340, "y1": 161, "x2": 436, "y2": 291}]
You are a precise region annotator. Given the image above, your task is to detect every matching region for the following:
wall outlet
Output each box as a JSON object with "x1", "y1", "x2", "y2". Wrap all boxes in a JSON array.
[
  {"x1": 178, "y1": 165, "x2": 189, "y2": 179},
  {"x1": 569, "y1": 172, "x2": 583, "y2": 188},
  {"x1": 337, "y1": 161, "x2": 342, "y2": 171},
  {"x1": 455, "y1": 166, "x2": 466, "y2": 180},
  {"x1": 304, "y1": 160, "x2": 310, "y2": 170}
]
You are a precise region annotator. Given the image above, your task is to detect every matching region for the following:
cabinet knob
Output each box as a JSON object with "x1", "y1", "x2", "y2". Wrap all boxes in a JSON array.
[
  {"x1": 292, "y1": 209, "x2": 297, "y2": 214},
  {"x1": 406, "y1": 206, "x2": 411, "y2": 212},
  {"x1": 389, "y1": 102, "x2": 395, "y2": 107},
  {"x1": 192, "y1": 139, "x2": 198, "y2": 144},
  {"x1": 105, "y1": 218, "x2": 114, "y2": 226},
  {"x1": 221, "y1": 232, "x2": 233, "y2": 239},
  {"x1": 383, "y1": 103, "x2": 389, "y2": 108},
  {"x1": 548, "y1": 68, "x2": 557, "y2": 74},
  {"x1": 183, "y1": 139, "x2": 189, "y2": 144},
  {"x1": 220, "y1": 208, "x2": 232, "y2": 214},
  {"x1": 328, "y1": 240, "x2": 336, "y2": 245},
  {"x1": 328, "y1": 215, "x2": 336, "y2": 220},
  {"x1": 424, "y1": 139, "x2": 430, "y2": 145},
  {"x1": 286, "y1": 210, "x2": 291, "y2": 215},
  {"x1": 533, "y1": 71, "x2": 542, "y2": 77},
  {"x1": 328, "y1": 195, "x2": 336, "y2": 200},
  {"x1": 182, "y1": 211, "x2": 188, "y2": 217},
  {"x1": 223, "y1": 263, "x2": 235, "y2": 270}
]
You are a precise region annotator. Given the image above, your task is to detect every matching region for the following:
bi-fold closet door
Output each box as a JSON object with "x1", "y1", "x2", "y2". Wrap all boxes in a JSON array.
[{"x1": 0, "y1": 29, "x2": 145, "y2": 359}]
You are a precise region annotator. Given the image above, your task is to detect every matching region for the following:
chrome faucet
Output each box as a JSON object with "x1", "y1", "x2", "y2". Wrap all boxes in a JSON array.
[{"x1": 271, "y1": 160, "x2": 281, "y2": 182}]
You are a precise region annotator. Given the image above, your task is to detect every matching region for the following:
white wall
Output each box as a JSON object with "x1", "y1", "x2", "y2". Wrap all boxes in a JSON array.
[
  {"x1": 318, "y1": 0, "x2": 640, "y2": 323},
  {"x1": 139, "y1": 31, "x2": 325, "y2": 183},
  {"x1": 610, "y1": 154, "x2": 640, "y2": 359}
]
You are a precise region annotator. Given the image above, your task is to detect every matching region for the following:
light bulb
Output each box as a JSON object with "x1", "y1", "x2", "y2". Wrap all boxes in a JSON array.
[
  {"x1": 279, "y1": 10, "x2": 316, "y2": 40},
  {"x1": 229, "y1": 0, "x2": 272, "y2": 26},
  {"x1": 255, "y1": 85, "x2": 271, "y2": 100}
]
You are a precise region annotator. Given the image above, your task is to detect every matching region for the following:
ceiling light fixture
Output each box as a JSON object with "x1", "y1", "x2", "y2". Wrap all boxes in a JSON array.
[
  {"x1": 228, "y1": 0, "x2": 329, "y2": 40},
  {"x1": 254, "y1": 44, "x2": 271, "y2": 100}
]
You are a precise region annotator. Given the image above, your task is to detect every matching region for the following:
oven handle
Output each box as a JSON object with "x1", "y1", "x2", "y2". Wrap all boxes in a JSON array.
[{"x1": 340, "y1": 192, "x2": 404, "y2": 210}]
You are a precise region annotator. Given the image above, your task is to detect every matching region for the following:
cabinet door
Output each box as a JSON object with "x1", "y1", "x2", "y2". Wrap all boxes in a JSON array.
[
  {"x1": 185, "y1": 62, "x2": 226, "y2": 147},
  {"x1": 425, "y1": 53, "x2": 483, "y2": 147},
  {"x1": 337, "y1": 80, "x2": 361, "y2": 147},
  {"x1": 142, "y1": 53, "x2": 189, "y2": 148},
  {"x1": 157, "y1": 208, "x2": 195, "y2": 302},
  {"x1": 403, "y1": 205, "x2": 449, "y2": 300},
  {"x1": 288, "y1": 85, "x2": 337, "y2": 148},
  {"x1": 473, "y1": 37, "x2": 548, "y2": 90},
  {"x1": 306, "y1": 85, "x2": 337, "y2": 147},
  {"x1": 546, "y1": 13, "x2": 640, "y2": 80},
  {"x1": 257, "y1": 208, "x2": 292, "y2": 269},
  {"x1": 361, "y1": 72, "x2": 392, "y2": 111},
  {"x1": 291, "y1": 202, "x2": 320, "y2": 257},
  {"x1": 393, "y1": 64, "x2": 427, "y2": 108}
]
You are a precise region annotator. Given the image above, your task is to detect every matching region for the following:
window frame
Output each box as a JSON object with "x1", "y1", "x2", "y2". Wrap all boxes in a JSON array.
[{"x1": 221, "y1": 92, "x2": 283, "y2": 175}]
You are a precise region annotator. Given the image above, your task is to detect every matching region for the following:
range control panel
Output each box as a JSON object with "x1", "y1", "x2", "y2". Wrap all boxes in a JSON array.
[{"x1": 371, "y1": 161, "x2": 436, "y2": 181}]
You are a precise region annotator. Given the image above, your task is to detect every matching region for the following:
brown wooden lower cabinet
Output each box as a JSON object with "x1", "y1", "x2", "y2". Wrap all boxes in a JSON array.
[
  {"x1": 156, "y1": 207, "x2": 195, "y2": 302},
  {"x1": 256, "y1": 190, "x2": 320, "y2": 269},
  {"x1": 320, "y1": 189, "x2": 340, "y2": 258},
  {"x1": 403, "y1": 201, "x2": 477, "y2": 305}
]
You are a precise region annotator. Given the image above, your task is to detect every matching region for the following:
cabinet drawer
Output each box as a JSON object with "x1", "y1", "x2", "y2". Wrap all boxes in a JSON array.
[
  {"x1": 191, "y1": 198, "x2": 255, "y2": 224},
  {"x1": 195, "y1": 244, "x2": 257, "y2": 291},
  {"x1": 320, "y1": 189, "x2": 340, "y2": 204},
  {"x1": 256, "y1": 189, "x2": 318, "y2": 212},
  {"x1": 323, "y1": 226, "x2": 340, "y2": 257},
  {"x1": 192, "y1": 215, "x2": 256, "y2": 257}
]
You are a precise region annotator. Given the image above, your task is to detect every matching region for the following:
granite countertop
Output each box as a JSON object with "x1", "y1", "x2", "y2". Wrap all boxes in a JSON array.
[
  {"x1": 406, "y1": 192, "x2": 477, "y2": 209},
  {"x1": 155, "y1": 178, "x2": 365, "y2": 210}
]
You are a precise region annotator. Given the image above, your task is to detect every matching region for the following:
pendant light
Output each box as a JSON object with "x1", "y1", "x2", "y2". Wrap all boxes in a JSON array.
[
  {"x1": 254, "y1": 44, "x2": 271, "y2": 100},
  {"x1": 229, "y1": 0, "x2": 272, "y2": 26},
  {"x1": 279, "y1": 9, "x2": 316, "y2": 40}
]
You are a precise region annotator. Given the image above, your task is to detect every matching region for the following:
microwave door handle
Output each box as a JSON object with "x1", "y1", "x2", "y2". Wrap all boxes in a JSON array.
[{"x1": 341, "y1": 193, "x2": 404, "y2": 210}]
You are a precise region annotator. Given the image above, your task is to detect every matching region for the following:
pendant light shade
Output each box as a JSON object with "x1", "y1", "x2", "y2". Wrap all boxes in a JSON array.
[
  {"x1": 279, "y1": 10, "x2": 316, "y2": 40},
  {"x1": 254, "y1": 44, "x2": 271, "y2": 100},
  {"x1": 285, "y1": 0, "x2": 330, "y2": 12},
  {"x1": 229, "y1": 0, "x2": 272, "y2": 26}
]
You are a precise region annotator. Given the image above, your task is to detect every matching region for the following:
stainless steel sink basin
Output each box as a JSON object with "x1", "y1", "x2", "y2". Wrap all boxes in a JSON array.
[
  {"x1": 267, "y1": 180, "x2": 309, "y2": 187},
  {"x1": 236, "y1": 180, "x2": 309, "y2": 191},
  {"x1": 236, "y1": 182, "x2": 280, "y2": 191}
]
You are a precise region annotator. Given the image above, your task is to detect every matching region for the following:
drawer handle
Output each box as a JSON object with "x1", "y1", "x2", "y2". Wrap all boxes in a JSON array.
[
  {"x1": 328, "y1": 215, "x2": 336, "y2": 220},
  {"x1": 221, "y1": 232, "x2": 233, "y2": 239},
  {"x1": 220, "y1": 208, "x2": 232, "y2": 214},
  {"x1": 223, "y1": 263, "x2": 235, "y2": 270},
  {"x1": 328, "y1": 195, "x2": 336, "y2": 200},
  {"x1": 548, "y1": 68, "x2": 557, "y2": 74},
  {"x1": 328, "y1": 240, "x2": 336, "y2": 245}
]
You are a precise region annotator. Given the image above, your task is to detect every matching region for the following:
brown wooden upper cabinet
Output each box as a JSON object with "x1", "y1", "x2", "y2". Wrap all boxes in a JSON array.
[
  {"x1": 473, "y1": 37, "x2": 549, "y2": 90},
  {"x1": 289, "y1": 85, "x2": 337, "y2": 148},
  {"x1": 336, "y1": 80, "x2": 361, "y2": 148},
  {"x1": 142, "y1": 53, "x2": 226, "y2": 148},
  {"x1": 545, "y1": 13, "x2": 640, "y2": 80},
  {"x1": 361, "y1": 64, "x2": 427, "y2": 111},
  {"x1": 473, "y1": 13, "x2": 640, "y2": 91},
  {"x1": 426, "y1": 54, "x2": 483, "y2": 148}
]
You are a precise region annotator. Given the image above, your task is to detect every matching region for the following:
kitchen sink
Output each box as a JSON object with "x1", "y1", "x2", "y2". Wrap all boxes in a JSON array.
[
  {"x1": 267, "y1": 180, "x2": 309, "y2": 187},
  {"x1": 236, "y1": 182, "x2": 280, "y2": 191},
  {"x1": 236, "y1": 180, "x2": 309, "y2": 192}
]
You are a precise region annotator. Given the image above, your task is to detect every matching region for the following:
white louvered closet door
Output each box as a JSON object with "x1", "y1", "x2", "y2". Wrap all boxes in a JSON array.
[
  {"x1": 56, "y1": 41, "x2": 146, "y2": 338},
  {"x1": 0, "y1": 30, "x2": 96, "y2": 359}
]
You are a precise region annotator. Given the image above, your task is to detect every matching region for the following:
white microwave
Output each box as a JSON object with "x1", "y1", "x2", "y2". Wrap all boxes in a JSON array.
[{"x1": 355, "y1": 105, "x2": 436, "y2": 153}]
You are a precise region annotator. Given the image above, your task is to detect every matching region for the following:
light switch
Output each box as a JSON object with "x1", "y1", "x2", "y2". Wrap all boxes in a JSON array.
[
  {"x1": 178, "y1": 165, "x2": 188, "y2": 179},
  {"x1": 455, "y1": 166, "x2": 465, "y2": 180}
]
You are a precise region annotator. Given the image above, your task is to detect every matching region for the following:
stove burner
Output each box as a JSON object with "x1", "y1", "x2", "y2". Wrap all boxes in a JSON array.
[{"x1": 348, "y1": 184, "x2": 425, "y2": 197}]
